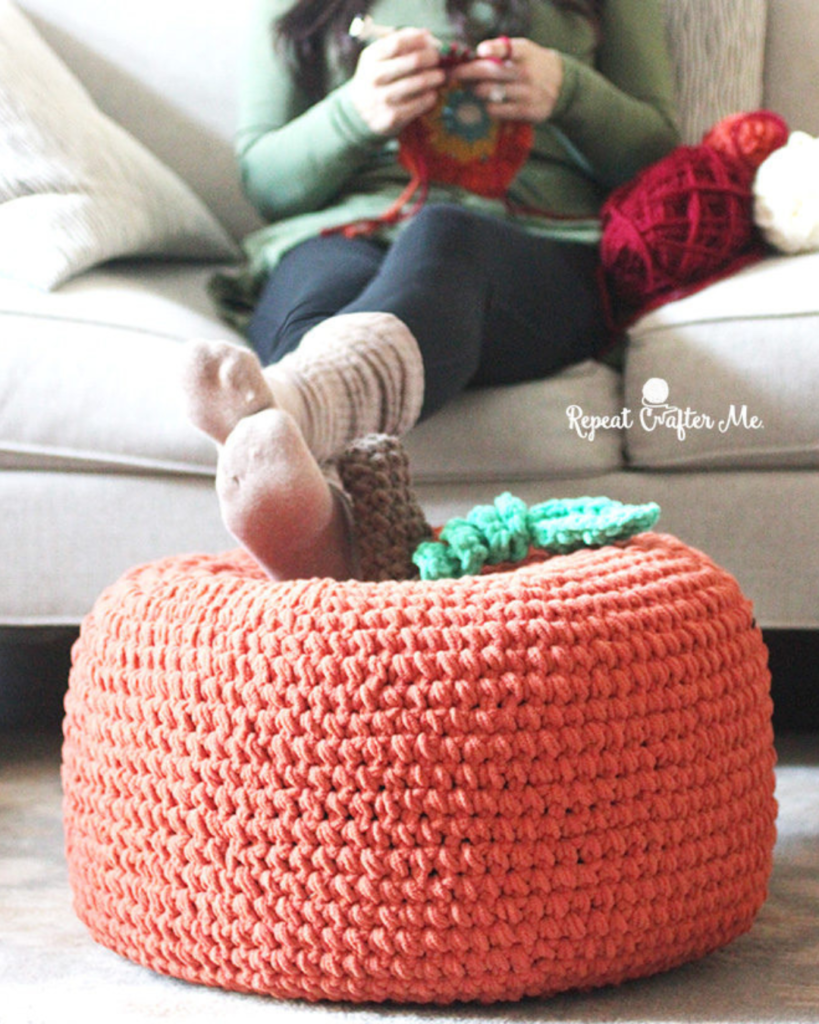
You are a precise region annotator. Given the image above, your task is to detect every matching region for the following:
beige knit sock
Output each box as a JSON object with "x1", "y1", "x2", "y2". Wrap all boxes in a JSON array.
[
  {"x1": 182, "y1": 313, "x2": 425, "y2": 461},
  {"x1": 267, "y1": 312, "x2": 425, "y2": 463},
  {"x1": 181, "y1": 339, "x2": 275, "y2": 445}
]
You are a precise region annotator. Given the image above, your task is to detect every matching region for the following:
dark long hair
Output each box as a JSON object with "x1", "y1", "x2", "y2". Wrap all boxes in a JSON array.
[{"x1": 276, "y1": 0, "x2": 604, "y2": 100}]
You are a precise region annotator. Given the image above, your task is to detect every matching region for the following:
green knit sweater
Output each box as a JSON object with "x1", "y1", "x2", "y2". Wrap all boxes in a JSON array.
[{"x1": 227, "y1": 0, "x2": 679, "y2": 294}]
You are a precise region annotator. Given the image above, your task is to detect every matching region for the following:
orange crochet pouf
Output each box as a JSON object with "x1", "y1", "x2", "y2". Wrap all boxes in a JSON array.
[{"x1": 62, "y1": 533, "x2": 777, "y2": 1005}]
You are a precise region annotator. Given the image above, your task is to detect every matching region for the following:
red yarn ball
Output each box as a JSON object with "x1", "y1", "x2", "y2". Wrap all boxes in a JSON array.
[
  {"x1": 702, "y1": 110, "x2": 789, "y2": 178},
  {"x1": 600, "y1": 145, "x2": 757, "y2": 310}
]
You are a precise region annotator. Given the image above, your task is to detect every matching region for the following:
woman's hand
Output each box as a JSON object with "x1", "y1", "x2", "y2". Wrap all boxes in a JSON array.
[
  {"x1": 349, "y1": 28, "x2": 446, "y2": 137},
  {"x1": 450, "y1": 37, "x2": 564, "y2": 124}
]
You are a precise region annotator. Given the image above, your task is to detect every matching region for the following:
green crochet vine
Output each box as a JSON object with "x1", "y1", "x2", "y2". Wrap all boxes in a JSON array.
[{"x1": 412, "y1": 494, "x2": 661, "y2": 581}]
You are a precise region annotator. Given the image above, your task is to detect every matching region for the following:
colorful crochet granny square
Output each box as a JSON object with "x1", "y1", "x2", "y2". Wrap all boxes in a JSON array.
[{"x1": 399, "y1": 82, "x2": 534, "y2": 199}]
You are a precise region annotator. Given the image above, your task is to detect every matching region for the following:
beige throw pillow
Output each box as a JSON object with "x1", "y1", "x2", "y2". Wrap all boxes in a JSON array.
[{"x1": 0, "y1": 0, "x2": 238, "y2": 290}]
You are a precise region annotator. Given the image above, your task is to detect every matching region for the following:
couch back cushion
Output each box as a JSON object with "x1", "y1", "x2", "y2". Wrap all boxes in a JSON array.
[
  {"x1": 17, "y1": 0, "x2": 262, "y2": 240},
  {"x1": 665, "y1": 0, "x2": 767, "y2": 143},
  {"x1": 15, "y1": 0, "x2": 819, "y2": 237},
  {"x1": 763, "y1": 0, "x2": 819, "y2": 138}
]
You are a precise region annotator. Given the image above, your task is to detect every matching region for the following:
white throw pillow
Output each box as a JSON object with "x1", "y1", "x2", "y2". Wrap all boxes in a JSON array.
[
  {"x1": 665, "y1": 0, "x2": 768, "y2": 144},
  {"x1": 0, "y1": 0, "x2": 239, "y2": 290}
]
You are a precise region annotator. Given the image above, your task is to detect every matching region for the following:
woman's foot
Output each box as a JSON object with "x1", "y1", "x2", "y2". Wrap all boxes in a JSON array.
[
  {"x1": 216, "y1": 408, "x2": 355, "y2": 581},
  {"x1": 182, "y1": 339, "x2": 274, "y2": 444}
]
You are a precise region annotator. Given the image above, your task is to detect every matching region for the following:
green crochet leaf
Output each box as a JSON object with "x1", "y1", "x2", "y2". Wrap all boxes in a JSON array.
[
  {"x1": 527, "y1": 497, "x2": 661, "y2": 554},
  {"x1": 467, "y1": 492, "x2": 530, "y2": 564},
  {"x1": 412, "y1": 494, "x2": 661, "y2": 581},
  {"x1": 438, "y1": 519, "x2": 489, "y2": 577}
]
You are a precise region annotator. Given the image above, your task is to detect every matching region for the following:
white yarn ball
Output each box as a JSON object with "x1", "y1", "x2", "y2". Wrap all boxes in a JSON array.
[{"x1": 753, "y1": 132, "x2": 819, "y2": 254}]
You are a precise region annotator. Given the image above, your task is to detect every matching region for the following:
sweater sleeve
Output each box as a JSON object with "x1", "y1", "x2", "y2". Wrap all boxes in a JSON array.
[
  {"x1": 236, "y1": 0, "x2": 385, "y2": 220},
  {"x1": 549, "y1": 0, "x2": 680, "y2": 188}
]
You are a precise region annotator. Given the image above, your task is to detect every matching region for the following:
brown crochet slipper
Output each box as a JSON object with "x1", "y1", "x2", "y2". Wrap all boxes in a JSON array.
[{"x1": 334, "y1": 434, "x2": 432, "y2": 582}]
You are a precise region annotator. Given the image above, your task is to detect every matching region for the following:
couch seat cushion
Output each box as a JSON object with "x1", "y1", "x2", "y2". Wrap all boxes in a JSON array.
[
  {"x1": 623, "y1": 252, "x2": 819, "y2": 469},
  {"x1": 1, "y1": 264, "x2": 624, "y2": 480},
  {"x1": 0, "y1": 263, "x2": 234, "y2": 474},
  {"x1": 405, "y1": 359, "x2": 625, "y2": 483}
]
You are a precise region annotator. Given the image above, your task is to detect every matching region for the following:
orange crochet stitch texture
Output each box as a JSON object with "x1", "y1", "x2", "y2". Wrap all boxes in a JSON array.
[{"x1": 62, "y1": 533, "x2": 777, "y2": 1004}]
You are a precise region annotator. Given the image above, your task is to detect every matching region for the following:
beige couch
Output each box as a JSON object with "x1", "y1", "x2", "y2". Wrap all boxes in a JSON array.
[{"x1": 2, "y1": 0, "x2": 819, "y2": 651}]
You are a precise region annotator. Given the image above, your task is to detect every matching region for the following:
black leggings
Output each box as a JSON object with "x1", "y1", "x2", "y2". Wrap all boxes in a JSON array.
[{"x1": 247, "y1": 203, "x2": 607, "y2": 420}]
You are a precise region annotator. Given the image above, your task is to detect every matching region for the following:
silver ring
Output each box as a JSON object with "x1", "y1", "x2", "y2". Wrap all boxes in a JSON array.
[{"x1": 489, "y1": 84, "x2": 507, "y2": 104}]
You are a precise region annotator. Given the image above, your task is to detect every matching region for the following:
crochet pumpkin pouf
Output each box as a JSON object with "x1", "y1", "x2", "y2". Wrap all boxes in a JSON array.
[{"x1": 62, "y1": 533, "x2": 777, "y2": 1005}]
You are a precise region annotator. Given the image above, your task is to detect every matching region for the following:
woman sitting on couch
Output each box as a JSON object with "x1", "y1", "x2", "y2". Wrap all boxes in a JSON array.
[{"x1": 183, "y1": 0, "x2": 678, "y2": 581}]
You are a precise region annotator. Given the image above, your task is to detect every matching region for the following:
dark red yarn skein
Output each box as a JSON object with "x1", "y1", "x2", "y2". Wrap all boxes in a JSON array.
[{"x1": 600, "y1": 144, "x2": 758, "y2": 310}]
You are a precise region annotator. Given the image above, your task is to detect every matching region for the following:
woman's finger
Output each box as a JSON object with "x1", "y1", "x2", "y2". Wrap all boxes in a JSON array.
[
  {"x1": 450, "y1": 58, "x2": 517, "y2": 85},
  {"x1": 383, "y1": 67, "x2": 447, "y2": 104},
  {"x1": 475, "y1": 35, "x2": 520, "y2": 62},
  {"x1": 371, "y1": 49, "x2": 445, "y2": 87},
  {"x1": 365, "y1": 26, "x2": 439, "y2": 62},
  {"x1": 393, "y1": 90, "x2": 442, "y2": 123}
]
